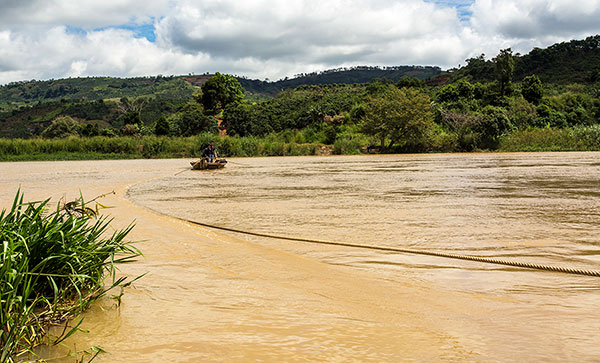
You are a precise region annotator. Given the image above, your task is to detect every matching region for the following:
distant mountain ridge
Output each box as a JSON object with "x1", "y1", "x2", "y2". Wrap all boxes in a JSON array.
[{"x1": 237, "y1": 65, "x2": 442, "y2": 96}]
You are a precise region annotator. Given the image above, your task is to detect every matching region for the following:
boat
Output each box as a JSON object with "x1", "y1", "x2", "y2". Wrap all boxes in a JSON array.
[{"x1": 190, "y1": 158, "x2": 227, "y2": 170}]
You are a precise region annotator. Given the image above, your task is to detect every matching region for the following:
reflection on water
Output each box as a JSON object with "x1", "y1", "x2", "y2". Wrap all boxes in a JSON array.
[{"x1": 128, "y1": 153, "x2": 600, "y2": 360}]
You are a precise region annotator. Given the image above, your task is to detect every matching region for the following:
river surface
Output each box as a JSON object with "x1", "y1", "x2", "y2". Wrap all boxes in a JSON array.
[
  {"x1": 1, "y1": 153, "x2": 599, "y2": 362},
  {"x1": 128, "y1": 153, "x2": 600, "y2": 360}
]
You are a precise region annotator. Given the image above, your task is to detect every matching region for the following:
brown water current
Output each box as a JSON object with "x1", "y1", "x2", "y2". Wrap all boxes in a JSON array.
[{"x1": 1, "y1": 153, "x2": 599, "y2": 362}]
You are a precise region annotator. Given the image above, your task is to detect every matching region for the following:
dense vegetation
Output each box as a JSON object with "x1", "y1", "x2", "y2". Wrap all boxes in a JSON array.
[
  {"x1": 1, "y1": 35, "x2": 599, "y2": 156},
  {"x1": 451, "y1": 35, "x2": 600, "y2": 84},
  {"x1": 0, "y1": 191, "x2": 140, "y2": 362}
]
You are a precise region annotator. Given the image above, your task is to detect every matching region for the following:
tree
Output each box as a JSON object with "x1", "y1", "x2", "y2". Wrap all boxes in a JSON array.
[
  {"x1": 117, "y1": 97, "x2": 147, "y2": 127},
  {"x1": 200, "y1": 73, "x2": 244, "y2": 115},
  {"x1": 41, "y1": 116, "x2": 81, "y2": 138},
  {"x1": 475, "y1": 106, "x2": 512, "y2": 149},
  {"x1": 521, "y1": 75, "x2": 543, "y2": 104},
  {"x1": 175, "y1": 102, "x2": 217, "y2": 136},
  {"x1": 456, "y1": 80, "x2": 475, "y2": 100},
  {"x1": 154, "y1": 116, "x2": 170, "y2": 136},
  {"x1": 361, "y1": 88, "x2": 434, "y2": 152},
  {"x1": 494, "y1": 48, "x2": 514, "y2": 97},
  {"x1": 122, "y1": 111, "x2": 142, "y2": 127},
  {"x1": 366, "y1": 78, "x2": 392, "y2": 95},
  {"x1": 396, "y1": 77, "x2": 422, "y2": 89},
  {"x1": 223, "y1": 102, "x2": 252, "y2": 136}
]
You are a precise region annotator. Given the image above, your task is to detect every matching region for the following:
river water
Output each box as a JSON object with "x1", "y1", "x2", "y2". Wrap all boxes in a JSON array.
[
  {"x1": 2, "y1": 153, "x2": 599, "y2": 361},
  {"x1": 127, "y1": 153, "x2": 600, "y2": 361}
]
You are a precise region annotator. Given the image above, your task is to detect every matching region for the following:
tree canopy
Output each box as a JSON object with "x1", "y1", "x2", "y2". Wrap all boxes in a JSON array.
[
  {"x1": 200, "y1": 73, "x2": 244, "y2": 115},
  {"x1": 494, "y1": 48, "x2": 514, "y2": 97},
  {"x1": 361, "y1": 88, "x2": 434, "y2": 152},
  {"x1": 521, "y1": 75, "x2": 543, "y2": 104}
]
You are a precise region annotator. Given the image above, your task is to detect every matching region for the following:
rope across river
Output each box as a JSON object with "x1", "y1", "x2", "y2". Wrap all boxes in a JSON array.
[{"x1": 178, "y1": 218, "x2": 600, "y2": 278}]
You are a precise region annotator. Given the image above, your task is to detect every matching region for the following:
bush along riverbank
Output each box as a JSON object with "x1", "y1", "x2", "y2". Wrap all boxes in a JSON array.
[
  {"x1": 498, "y1": 125, "x2": 600, "y2": 152},
  {"x1": 1, "y1": 124, "x2": 600, "y2": 162},
  {"x1": 0, "y1": 191, "x2": 141, "y2": 362}
]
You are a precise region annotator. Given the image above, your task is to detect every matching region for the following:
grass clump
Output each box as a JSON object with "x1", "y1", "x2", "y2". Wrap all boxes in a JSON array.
[
  {"x1": 0, "y1": 190, "x2": 141, "y2": 362},
  {"x1": 499, "y1": 125, "x2": 600, "y2": 152}
]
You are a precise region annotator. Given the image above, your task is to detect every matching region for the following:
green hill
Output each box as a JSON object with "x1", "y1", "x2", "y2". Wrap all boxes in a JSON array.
[
  {"x1": 515, "y1": 35, "x2": 600, "y2": 83},
  {"x1": 0, "y1": 66, "x2": 442, "y2": 110},
  {"x1": 453, "y1": 35, "x2": 600, "y2": 84},
  {"x1": 0, "y1": 75, "x2": 197, "y2": 111}
]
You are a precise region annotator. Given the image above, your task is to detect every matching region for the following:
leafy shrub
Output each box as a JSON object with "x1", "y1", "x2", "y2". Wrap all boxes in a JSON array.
[
  {"x1": 507, "y1": 97, "x2": 537, "y2": 129},
  {"x1": 521, "y1": 75, "x2": 543, "y2": 104},
  {"x1": 100, "y1": 127, "x2": 118, "y2": 137},
  {"x1": 41, "y1": 116, "x2": 81, "y2": 138},
  {"x1": 80, "y1": 123, "x2": 100, "y2": 137},
  {"x1": 474, "y1": 106, "x2": 512, "y2": 149},
  {"x1": 121, "y1": 123, "x2": 140, "y2": 136},
  {"x1": 154, "y1": 116, "x2": 170, "y2": 136},
  {"x1": 324, "y1": 125, "x2": 338, "y2": 144}
]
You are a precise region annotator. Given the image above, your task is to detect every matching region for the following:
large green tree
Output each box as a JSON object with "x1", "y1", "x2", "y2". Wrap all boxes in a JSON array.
[
  {"x1": 200, "y1": 73, "x2": 244, "y2": 115},
  {"x1": 174, "y1": 102, "x2": 217, "y2": 136},
  {"x1": 494, "y1": 48, "x2": 514, "y2": 97},
  {"x1": 361, "y1": 88, "x2": 434, "y2": 152},
  {"x1": 154, "y1": 116, "x2": 170, "y2": 136},
  {"x1": 521, "y1": 74, "x2": 543, "y2": 104},
  {"x1": 475, "y1": 105, "x2": 512, "y2": 149}
]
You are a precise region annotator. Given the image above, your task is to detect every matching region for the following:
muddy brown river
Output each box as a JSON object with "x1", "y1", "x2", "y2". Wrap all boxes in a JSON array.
[{"x1": 1, "y1": 153, "x2": 599, "y2": 362}]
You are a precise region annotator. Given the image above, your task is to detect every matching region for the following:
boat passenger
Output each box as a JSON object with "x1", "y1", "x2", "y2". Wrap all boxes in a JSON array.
[{"x1": 202, "y1": 141, "x2": 217, "y2": 163}]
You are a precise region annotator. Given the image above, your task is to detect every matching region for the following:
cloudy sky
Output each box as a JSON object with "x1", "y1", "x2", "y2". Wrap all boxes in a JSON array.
[{"x1": 1, "y1": 0, "x2": 599, "y2": 84}]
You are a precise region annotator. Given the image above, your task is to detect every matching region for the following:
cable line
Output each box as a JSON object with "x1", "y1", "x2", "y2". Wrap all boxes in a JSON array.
[{"x1": 180, "y1": 218, "x2": 600, "y2": 278}]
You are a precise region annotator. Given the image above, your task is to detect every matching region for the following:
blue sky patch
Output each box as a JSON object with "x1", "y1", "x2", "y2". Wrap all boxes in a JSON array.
[
  {"x1": 66, "y1": 20, "x2": 157, "y2": 42},
  {"x1": 426, "y1": 0, "x2": 474, "y2": 21},
  {"x1": 109, "y1": 23, "x2": 157, "y2": 42}
]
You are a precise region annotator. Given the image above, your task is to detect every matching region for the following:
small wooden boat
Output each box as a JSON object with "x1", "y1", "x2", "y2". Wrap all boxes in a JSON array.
[{"x1": 190, "y1": 158, "x2": 227, "y2": 170}]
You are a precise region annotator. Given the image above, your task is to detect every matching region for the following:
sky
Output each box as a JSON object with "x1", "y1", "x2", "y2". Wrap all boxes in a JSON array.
[{"x1": 1, "y1": 0, "x2": 600, "y2": 84}]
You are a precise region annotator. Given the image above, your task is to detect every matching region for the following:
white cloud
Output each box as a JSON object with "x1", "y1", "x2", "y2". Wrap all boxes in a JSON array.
[
  {"x1": 0, "y1": 0, "x2": 599, "y2": 84},
  {"x1": 0, "y1": 0, "x2": 168, "y2": 28},
  {"x1": 471, "y1": 0, "x2": 600, "y2": 39}
]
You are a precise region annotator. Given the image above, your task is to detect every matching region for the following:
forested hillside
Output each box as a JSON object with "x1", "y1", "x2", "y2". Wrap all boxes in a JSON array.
[
  {"x1": 452, "y1": 35, "x2": 600, "y2": 84},
  {"x1": 1, "y1": 36, "x2": 599, "y2": 155},
  {"x1": 0, "y1": 75, "x2": 196, "y2": 110},
  {"x1": 0, "y1": 66, "x2": 441, "y2": 111}
]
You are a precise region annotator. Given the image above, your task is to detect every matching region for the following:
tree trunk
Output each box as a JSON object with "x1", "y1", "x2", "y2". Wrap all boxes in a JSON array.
[{"x1": 387, "y1": 139, "x2": 396, "y2": 152}]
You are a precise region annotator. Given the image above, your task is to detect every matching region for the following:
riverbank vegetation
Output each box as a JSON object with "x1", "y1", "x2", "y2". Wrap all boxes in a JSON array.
[
  {"x1": 1, "y1": 36, "x2": 599, "y2": 158},
  {"x1": 0, "y1": 191, "x2": 140, "y2": 362}
]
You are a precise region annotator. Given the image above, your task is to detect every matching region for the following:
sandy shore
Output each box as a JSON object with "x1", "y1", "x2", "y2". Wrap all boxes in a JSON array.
[{"x1": 1, "y1": 159, "x2": 492, "y2": 362}]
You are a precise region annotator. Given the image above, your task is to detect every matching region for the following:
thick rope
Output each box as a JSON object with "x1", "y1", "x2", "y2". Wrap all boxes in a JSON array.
[{"x1": 182, "y1": 218, "x2": 600, "y2": 278}]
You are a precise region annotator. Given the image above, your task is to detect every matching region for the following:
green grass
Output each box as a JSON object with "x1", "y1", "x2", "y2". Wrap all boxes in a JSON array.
[
  {"x1": 0, "y1": 190, "x2": 141, "y2": 362},
  {"x1": 0, "y1": 133, "x2": 340, "y2": 161}
]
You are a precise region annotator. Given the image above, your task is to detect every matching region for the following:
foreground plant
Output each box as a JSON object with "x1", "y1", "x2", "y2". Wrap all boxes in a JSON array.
[{"x1": 0, "y1": 190, "x2": 141, "y2": 362}]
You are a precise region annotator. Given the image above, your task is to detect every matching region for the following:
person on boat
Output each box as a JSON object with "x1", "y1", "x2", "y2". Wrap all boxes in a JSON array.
[{"x1": 202, "y1": 141, "x2": 217, "y2": 163}]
